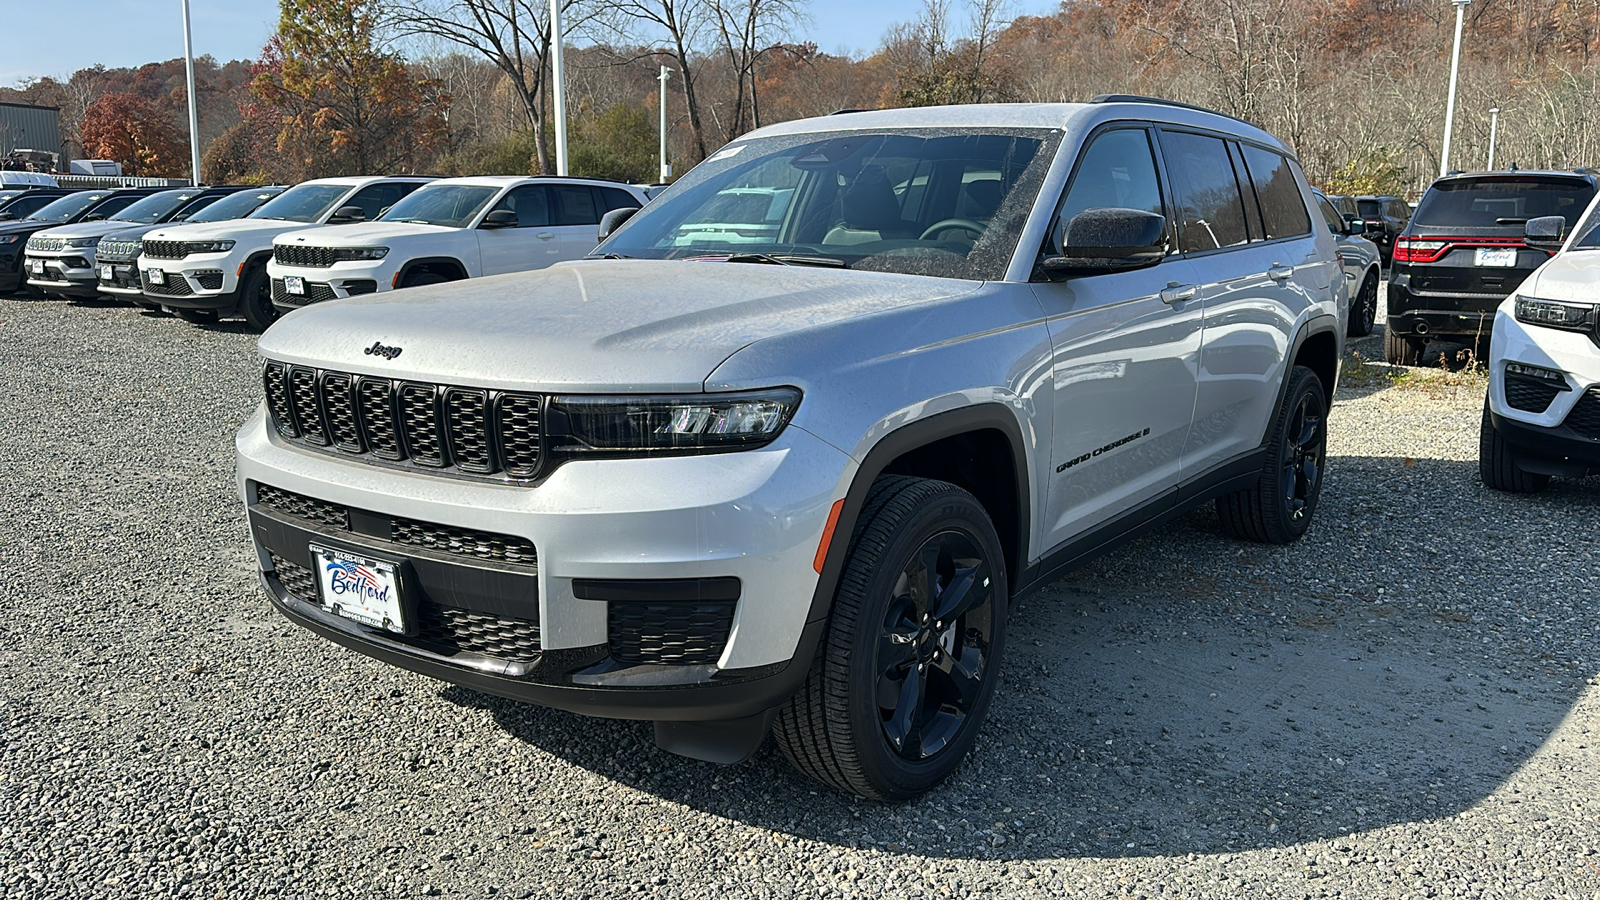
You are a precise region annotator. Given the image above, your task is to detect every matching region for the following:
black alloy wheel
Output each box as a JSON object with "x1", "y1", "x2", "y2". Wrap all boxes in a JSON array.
[
  {"x1": 1217, "y1": 365, "x2": 1327, "y2": 544},
  {"x1": 1348, "y1": 272, "x2": 1377, "y2": 337},
  {"x1": 239, "y1": 263, "x2": 277, "y2": 332},
  {"x1": 874, "y1": 529, "x2": 997, "y2": 761},
  {"x1": 773, "y1": 476, "x2": 1008, "y2": 800}
]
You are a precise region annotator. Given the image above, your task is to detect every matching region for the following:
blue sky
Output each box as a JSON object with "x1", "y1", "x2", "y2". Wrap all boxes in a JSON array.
[{"x1": 1, "y1": 0, "x2": 1061, "y2": 86}]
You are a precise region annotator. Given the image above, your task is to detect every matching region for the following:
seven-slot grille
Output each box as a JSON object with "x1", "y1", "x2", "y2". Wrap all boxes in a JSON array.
[
  {"x1": 274, "y1": 245, "x2": 339, "y2": 267},
  {"x1": 142, "y1": 240, "x2": 191, "y2": 259},
  {"x1": 96, "y1": 239, "x2": 141, "y2": 261},
  {"x1": 263, "y1": 362, "x2": 544, "y2": 480}
]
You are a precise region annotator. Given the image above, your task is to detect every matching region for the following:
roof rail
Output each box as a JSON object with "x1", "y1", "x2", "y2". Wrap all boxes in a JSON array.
[{"x1": 1087, "y1": 94, "x2": 1254, "y2": 127}]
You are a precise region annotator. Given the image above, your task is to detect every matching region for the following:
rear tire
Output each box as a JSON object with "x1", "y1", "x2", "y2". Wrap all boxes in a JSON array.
[
  {"x1": 238, "y1": 264, "x2": 276, "y2": 332},
  {"x1": 1217, "y1": 366, "x2": 1327, "y2": 544},
  {"x1": 1347, "y1": 272, "x2": 1378, "y2": 337},
  {"x1": 772, "y1": 476, "x2": 1007, "y2": 800},
  {"x1": 1384, "y1": 328, "x2": 1424, "y2": 366},
  {"x1": 1479, "y1": 401, "x2": 1549, "y2": 493}
]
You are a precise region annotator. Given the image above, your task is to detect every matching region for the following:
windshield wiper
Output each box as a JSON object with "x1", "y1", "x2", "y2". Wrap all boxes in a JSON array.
[
  {"x1": 590, "y1": 252, "x2": 632, "y2": 259},
  {"x1": 724, "y1": 252, "x2": 847, "y2": 268}
]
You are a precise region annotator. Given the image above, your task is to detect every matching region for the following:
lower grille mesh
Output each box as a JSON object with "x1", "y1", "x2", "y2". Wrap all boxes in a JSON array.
[
  {"x1": 608, "y1": 601, "x2": 735, "y2": 666},
  {"x1": 1564, "y1": 388, "x2": 1600, "y2": 440},
  {"x1": 1504, "y1": 375, "x2": 1564, "y2": 414}
]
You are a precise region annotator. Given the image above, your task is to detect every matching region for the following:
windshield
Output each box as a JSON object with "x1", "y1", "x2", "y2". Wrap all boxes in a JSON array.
[
  {"x1": 1569, "y1": 195, "x2": 1600, "y2": 249},
  {"x1": 1412, "y1": 177, "x2": 1596, "y2": 228},
  {"x1": 249, "y1": 183, "x2": 349, "y2": 223},
  {"x1": 109, "y1": 190, "x2": 195, "y2": 224},
  {"x1": 379, "y1": 184, "x2": 498, "y2": 227},
  {"x1": 598, "y1": 127, "x2": 1059, "y2": 280},
  {"x1": 185, "y1": 188, "x2": 283, "y2": 223},
  {"x1": 27, "y1": 192, "x2": 111, "y2": 222}
]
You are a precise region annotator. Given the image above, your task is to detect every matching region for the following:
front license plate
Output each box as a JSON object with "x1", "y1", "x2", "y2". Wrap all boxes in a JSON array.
[
  {"x1": 310, "y1": 544, "x2": 408, "y2": 634},
  {"x1": 99, "y1": 265, "x2": 112, "y2": 281},
  {"x1": 1474, "y1": 248, "x2": 1517, "y2": 267},
  {"x1": 144, "y1": 268, "x2": 165, "y2": 285},
  {"x1": 285, "y1": 275, "x2": 305, "y2": 296},
  {"x1": 28, "y1": 260, "x2": 42, "y2": 275}
]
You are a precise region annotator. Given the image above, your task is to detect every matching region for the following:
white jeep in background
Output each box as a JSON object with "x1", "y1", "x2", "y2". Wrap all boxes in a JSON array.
[
  {"x1": 137, "y1": 175, "x2": 434, "y2": 330},
  {"x1": 266, "y1": 176, "x2": 649, "y2": 312}
]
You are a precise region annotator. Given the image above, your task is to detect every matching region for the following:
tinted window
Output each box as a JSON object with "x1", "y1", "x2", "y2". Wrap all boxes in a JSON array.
[
  {"x1": 1411, "y1": 177, "x2": 1597, "y2": 228},
  {"x1": 172, "y1": 194, "x2": 224, "y2": 221},
  {"x1": 599, "y1": 187, "x2": 641, "y2": 213},
  {"x1": 1357, "y1": 199, "x2": 1382, "y2": 218},
  {"x1": 1315, "y1": 197, "x2": 1343, "y2": 235},
  {"x1": 1239, "y1": 145, "x2": 1311, "y2": 239},
  {"x1": 85, "y1": 195, "x2": 141, "y2": 220},
  {"x1": 1, "y1": 193, "x2": 58, "y2": 218},
  {"x1": 487, "y1": 185, "x2": 551, "y2": 227},
  {"x1": 109, "y1": 190, "x2": 196, "y2": 224},
  {"x1": 1162, "y1": 130, "x2": 1250, "y2": 252},
  {"x1": 1230, "y1": 143, "x2": 1265, "y2": 240},
  {"x1": 185, "y1": 188, "x2": 284, "y2": 223},
  {"x1": 553, "y1": 185, "x2": 599, "y2": 225},
  {"x1": 344, "y1": 183, "x2": 415, "y2": 221},
  {"x1": 1058, "y1": 128, "x2": 1165, "y2": 228}
]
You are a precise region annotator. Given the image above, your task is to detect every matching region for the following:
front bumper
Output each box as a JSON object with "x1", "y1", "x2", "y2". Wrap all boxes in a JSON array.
[
  {"x1": 236, "y1": 405, "x2": 852, "y2": 720},
  {"x1": 1487, "y1": 307, "x2": 1600, "y2": 475},
  {"x1": 25, "y1": 252, "x2": 100, "y2": 298},
  {"x1": 96, "y1": 259, "x2": 145, "y2": 298},
  {"x1": 267, "y1": 261, "x2": 387, "y2": 311}
]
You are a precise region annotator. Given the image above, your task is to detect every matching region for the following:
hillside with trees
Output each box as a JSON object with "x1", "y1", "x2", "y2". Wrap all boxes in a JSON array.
[{"x1": 4, "y1": 0, "x2": 1600, "y2": 194}]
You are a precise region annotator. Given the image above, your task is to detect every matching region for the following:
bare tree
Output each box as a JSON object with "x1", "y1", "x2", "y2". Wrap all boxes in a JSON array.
[
  {"x1": 603, "y1": 0, "x2": 713, "y2": 161},
  {"x1": 708, "y1": 0, "x2": 805, "y2": 139}
]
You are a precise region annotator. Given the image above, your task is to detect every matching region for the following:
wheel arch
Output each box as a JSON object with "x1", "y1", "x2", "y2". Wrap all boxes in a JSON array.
[
  {"x1": 394, "y1": 256, "x2": 469, "y2": 286},
  {"x1": 1284, "y1": 315, "x2": 1340, "y2": 414},
  {"x1": 805, "y1": 405, "x2": 1033, "y2": 631}
]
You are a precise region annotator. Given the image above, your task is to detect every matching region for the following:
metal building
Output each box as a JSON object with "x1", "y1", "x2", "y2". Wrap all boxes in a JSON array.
[{"x1": 0, "y1": 102, "x2": 64, "y2": 170}]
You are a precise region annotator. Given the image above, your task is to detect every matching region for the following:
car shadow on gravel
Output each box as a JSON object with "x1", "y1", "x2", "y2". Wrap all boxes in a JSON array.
[{"x1": 444, "y1": 455, "x2": 1599, "y2": 862}]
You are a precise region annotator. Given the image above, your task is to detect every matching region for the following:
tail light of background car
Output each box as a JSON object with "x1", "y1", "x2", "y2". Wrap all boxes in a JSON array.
[{"x1": 1391, "y1": 237, "x2": 1450, "y2": 263}]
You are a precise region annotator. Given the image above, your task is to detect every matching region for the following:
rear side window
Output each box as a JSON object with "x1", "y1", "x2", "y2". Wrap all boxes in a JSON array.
[
  {"x1": 1161, "y1": 130, "x2": 1250, "y2": 252},
  {"x1": 1412, "y1": 177, "x2": 1597, "y2": 229},
  {"x1": 488, "y1": 185, "x2": 551, "y2": 227},
  {"x1": 1357, "y1": 199, "x2": 1382, "y2": 218},
  {"x1": 553, "y1": 185, "x2": 600, "y2": 225},
  {"x1": 344, "y1": 182, "x2": 417, "y2": 220},
  {"x1": 1239, "y1": 145, "x2": 1311, "y2": 239},
  {"x1": 1315, "y1": 197, "x2": 1343, "y2": 235},
  {"x1": 599, "y1": 187, "x2": 642, "y2": 212}
]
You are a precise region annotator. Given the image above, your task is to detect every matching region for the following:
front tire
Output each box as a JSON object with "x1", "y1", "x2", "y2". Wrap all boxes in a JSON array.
[
  {"x1": 1347, "y1": 272, "x2": 1378, "y2": 337},
  {"x1": 1217, "y1": 365, "x2": 1327, "y2": 544},
  {"x1": 238, "y1": 263, "x2": 277, "y2": 332},
  {"x1": 773, "y1": 476, "x2": 1007, "y2": 800},
  {"x1": 1479, "y1": 401, "x2": 1549, "y2": 493}
]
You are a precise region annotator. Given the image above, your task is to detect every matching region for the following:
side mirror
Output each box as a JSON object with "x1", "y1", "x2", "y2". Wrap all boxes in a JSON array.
[
  {"x1": 329, "y1": 205, "x2": 366, "y2": 223},
  {"x1": 597, "y1": 206, "x2": 640, "y2": 242},
  {"x1": 0, "y1": 212, "x2": 14, "y2": 220},
  {"x1": 1345, "y1": 217, "x2": 1367, "y2": 236},
  {"x1": 1040, "y1": 208, "x2": 1166, "y2": 277},
  {"x1": 480, "y1": 209, "x2": 518, "y2": 228},
  {"x1": 84, "y1": 213, "x2": 105, "y2": 221},
  {"x1": 1525, "y1": 215, "x2": 1567, "y2": 251}
]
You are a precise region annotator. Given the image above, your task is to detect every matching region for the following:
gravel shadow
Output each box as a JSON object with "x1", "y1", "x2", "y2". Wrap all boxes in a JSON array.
[{"x1": 445, "y1": 454, "x2": 1600, "y2": 861}]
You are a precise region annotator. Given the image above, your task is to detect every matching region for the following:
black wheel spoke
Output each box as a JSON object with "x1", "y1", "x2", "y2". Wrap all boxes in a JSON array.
[
  {"x1": 931, "y1": 559, "x2": 988, "y2": 623},
  {"x1": 882, "y1": 667, "x2": 925, "y2": 757}
]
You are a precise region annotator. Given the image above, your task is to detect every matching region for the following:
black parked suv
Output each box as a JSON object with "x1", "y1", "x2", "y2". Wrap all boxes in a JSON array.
[
  {"x1": 1385, "y1": 170, "x2": 1598, "y2": 365},
  {"x1": 1352, "y1": 195, "x2": 1410, "y2": 262},
  {"x1": 0, "y1": 188, "x2": 79, "y2": 221},
  {"x1": 0, "y1": 188, "x2": 163, "y2": 296}
]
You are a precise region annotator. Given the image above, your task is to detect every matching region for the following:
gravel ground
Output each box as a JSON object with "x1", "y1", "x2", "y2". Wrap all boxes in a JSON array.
[{"x1": 2, "y1": 293, "x2": 1598, "y2": 900}]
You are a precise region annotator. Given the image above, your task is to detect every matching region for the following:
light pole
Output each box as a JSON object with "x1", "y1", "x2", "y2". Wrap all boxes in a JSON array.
[
  {"x1": 658, "y1": 66, "x2": 672, "y2": 183},
  {"x1": 1439, "y1": 0, "x2": 1471, "y2": 177},
  {"x1": 181, "y1": 0, "x2": 201, "y2": 184},
  {"x1": 550, "y1": 0, "x2": 568, "y2": 176},
  {"x1": 1487, "y1": 106, "x2": 1500, "y2": 170}
]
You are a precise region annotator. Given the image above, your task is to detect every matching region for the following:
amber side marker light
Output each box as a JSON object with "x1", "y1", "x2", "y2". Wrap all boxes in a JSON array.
[{"x1": 813, "y1": 499, "x2": 845, "y2": 574}]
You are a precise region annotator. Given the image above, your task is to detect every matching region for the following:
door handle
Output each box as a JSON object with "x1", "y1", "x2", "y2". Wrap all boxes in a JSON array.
[
  {"x1": 536, "y1": 232, "x2": 555, "y2": 240},
  {"x1": 1159, "y1": 282, "x2": 1198, "y2": 305},
  {"x1": 1268, "y1": 264, "x2": 1294, "y2": 282}
]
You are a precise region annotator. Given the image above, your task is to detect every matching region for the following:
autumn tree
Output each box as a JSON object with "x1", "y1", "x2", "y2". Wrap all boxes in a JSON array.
[
  {"x1": 253, "y1": 0, "x2": 448, "y2": 178},
  {"x1": 80, "y1": 92, "x2": 188, "y2": 177}
]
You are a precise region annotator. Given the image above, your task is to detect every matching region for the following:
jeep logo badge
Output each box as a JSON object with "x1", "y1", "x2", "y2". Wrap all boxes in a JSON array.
[{"x1": 364, "y1": 341, "x2": 402, "y2": 360}]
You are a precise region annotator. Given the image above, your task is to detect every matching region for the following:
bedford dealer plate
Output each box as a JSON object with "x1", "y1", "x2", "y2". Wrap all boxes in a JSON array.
[
  {"x1": 285, "y1": 275, "x2": 306, "y2": 295},
  {"x1": 144, "y1": 268, "x2": 166, "y2": 285},
  {"x1": 98, "y1": 265, "x2": 112, "y2": 281},
  {"x1": 1474, "y1": 247, "x2": 1517, "y2": 267},
  {"x1": 310, "y1": 544, "x2": 408, "y2": 634}
]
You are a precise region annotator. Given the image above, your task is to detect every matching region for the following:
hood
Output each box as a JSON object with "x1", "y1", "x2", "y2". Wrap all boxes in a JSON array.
[
  {"x1": 275, "y1": 221, "x2": 455, "y2": 247},
  {"x1": 29, "y1": 220, "x2": 132, "y2": 241},
  {"x1": 143, "y1": 218, "x2": 316, "y2": 244},
  {"x1": 260, "y1": 259, "x2": 982, "y2": 392},
  {"x1": 0, "y1": 217, "x2": 61, "y2": 235},
  {"x1": 1520, "y1": 250, "x2": 1600, "y2": 303}
]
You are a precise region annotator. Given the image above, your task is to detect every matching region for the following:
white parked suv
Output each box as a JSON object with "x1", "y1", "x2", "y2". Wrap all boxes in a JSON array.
[
  {"x1": 1480, "y1": 195, "x2": 1600, "y2": 491},
  {"x1": 139, "y1": 175, "x2": 434, "y2": 330},
  {"x1": 236, "y1": 97, "x2": 1345, "y2": 799},
  {"x1": 266, "y1": 176, "x2": 649, "y2": 312}
]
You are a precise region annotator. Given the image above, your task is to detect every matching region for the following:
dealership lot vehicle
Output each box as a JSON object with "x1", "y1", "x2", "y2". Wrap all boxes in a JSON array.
[
  {"x1": 265, "y1": 176, "x2": 647, "y2": 313},
  {"x1": 24, "y1": 186, "x2": 247, "y2": 300},
  {"x1": 1314, "y1": 189, "x2": 1382, "y2": 336},
  {"x1": 140, "y1": 175, "x2": 433, "y2": 330},
  {"x1": 0, "y1": 188, "x2": 160, "y2": 295},
  {"x1": 1386, "y1": 169, "x2": 1598, "y2": 365},
  {"x1": 1480, "y1": 193, "x2": 1600, "y2": 491},
  {"x1": 0, "y1": 187, "x2": 78, "y2": 221},
  {"x1": 238, "y1": 99, "x2": 1345, "y2": 799},
  {"x1": 97, "y1": 186, "x2": 287, "y2": 311}
]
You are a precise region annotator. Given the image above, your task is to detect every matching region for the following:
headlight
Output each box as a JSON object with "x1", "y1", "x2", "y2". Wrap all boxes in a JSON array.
[
  {"x1": 0, "y1": 235, "x2": 17, "y2": 245},
  {"x1": 66, "y1": 237, "x2": 98, "y2": 248},
  {"x1": 1514, "y1": 295, "x2": 1598, "y2": 333},
  {"x1": 333, "y1": 247, "x2": 388, "y2": 261},
  {"x1": 551, "y1": 387, "x2": 801, "y2": 453},
  {"x1": 187, "y1": 240, "x2": 236, "y2": 253}
]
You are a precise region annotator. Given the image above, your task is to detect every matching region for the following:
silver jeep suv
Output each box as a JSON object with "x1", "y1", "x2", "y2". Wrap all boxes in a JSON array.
[{"x1": 237, "y1": 97, "x2": 1345, "y2": 799}]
